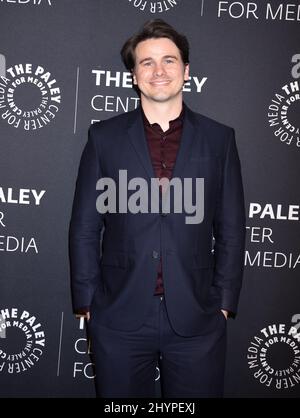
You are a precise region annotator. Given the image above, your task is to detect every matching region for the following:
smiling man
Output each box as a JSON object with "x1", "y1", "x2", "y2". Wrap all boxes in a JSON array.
[
  {"x1": 69, "y1": 19, "x2": 246, "y2": 398},
  {"x1": 133, "y1": 37, "x2": 189, "y2": 114}
]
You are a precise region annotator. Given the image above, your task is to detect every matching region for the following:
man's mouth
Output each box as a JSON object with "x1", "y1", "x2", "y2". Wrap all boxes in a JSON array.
[{"x1": 150, "y1": 80, "x2": 171, "y2": 86}]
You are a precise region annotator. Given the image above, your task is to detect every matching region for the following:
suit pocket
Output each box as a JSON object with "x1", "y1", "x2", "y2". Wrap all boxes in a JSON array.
[{"x1": 101, "y1": 252, "x2": 128, "y2": 269}]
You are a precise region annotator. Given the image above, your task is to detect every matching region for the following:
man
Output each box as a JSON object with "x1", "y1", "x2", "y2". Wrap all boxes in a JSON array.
[{"x1": 69, "y1": 19, "x2": 245, "y2": 398}]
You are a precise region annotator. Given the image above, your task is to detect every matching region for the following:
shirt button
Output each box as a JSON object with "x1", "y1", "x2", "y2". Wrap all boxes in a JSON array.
[
  {"x1": 152, "y1": 250, "x2": 159, "y2": 259},
  {"x1": 161, "y1": 162, "x2": 167, "y2": 169}
]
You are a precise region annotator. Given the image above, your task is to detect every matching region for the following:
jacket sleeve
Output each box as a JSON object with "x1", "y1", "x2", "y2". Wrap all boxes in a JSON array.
[
  {"x1": 212, "y1": 128, "x2": 246, "y2": 315},
  {"x1": 69, "y1": 124, "x2": 104, "y2": 312}
]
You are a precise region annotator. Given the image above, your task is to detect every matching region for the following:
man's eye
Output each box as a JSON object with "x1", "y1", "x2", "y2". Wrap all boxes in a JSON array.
[
  {"x1": 143, "y1": 62, "x2": 152, "y2": 67},
  {"x1": 165, "y1": 59, "x2": 174, "y2": 64}
]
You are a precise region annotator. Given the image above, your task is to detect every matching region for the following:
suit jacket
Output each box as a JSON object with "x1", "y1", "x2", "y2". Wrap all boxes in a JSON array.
[{"x1": 69, "y1": 105, "x2": 246, "y2": 336}]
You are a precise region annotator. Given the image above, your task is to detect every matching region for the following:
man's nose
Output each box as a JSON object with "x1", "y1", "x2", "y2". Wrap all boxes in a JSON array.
[{"x1": 154, "y1": 63, "x2": 165, "y2": 76}]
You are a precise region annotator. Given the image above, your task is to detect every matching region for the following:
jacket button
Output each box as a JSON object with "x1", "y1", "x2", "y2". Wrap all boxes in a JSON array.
[{"x1": 152, "y1": 250, "x2": 159, "y2": 259}]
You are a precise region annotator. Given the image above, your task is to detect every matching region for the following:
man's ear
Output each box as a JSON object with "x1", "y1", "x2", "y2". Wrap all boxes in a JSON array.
[
  {"x1": 132, "y1": 70, "x2": 137, "y2": 85},
  {"x1": 184, "y1": 63, "x2": 190, "y2": 82}
]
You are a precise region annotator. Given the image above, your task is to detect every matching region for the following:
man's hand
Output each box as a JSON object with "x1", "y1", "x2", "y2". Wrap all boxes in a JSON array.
[
  {"x1": 221, "y1": 309, "x2": 228, "y2": 320},
  {"x1": 75, "y1": 312, "x2": 90, "y2": 321}
]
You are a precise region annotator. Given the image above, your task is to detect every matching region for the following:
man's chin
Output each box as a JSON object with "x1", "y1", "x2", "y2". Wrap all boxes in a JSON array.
[
  {"x1": 152, "y1": 97, "x2": 171, "y2": 103},
  {"x1": 147, "y1": 94, "x2": 173, "y2": 103},
  {"x1": 141, "y1": 90, "x2": 181, "y2": 103}
]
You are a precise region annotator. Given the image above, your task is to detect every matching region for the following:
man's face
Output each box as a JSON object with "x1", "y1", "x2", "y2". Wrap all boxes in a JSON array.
[{"x1": 132, "y1": 37, "x2": 189, "y2": 104}]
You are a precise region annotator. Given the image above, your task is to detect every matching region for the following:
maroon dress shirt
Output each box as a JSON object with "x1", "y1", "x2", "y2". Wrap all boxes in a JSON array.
[{"x1": 142, "y1": 107, "x2": 184, "y2": 295}]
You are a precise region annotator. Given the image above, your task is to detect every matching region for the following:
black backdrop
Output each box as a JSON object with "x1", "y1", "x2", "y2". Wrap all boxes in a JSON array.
[{"x1": 0, "y1": 0, "x2": 299, "y2": 398}]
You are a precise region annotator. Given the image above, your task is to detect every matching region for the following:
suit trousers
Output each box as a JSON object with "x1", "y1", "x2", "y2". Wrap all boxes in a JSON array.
[{"x1": 89, "y1": 294, "x2": 227, "y2": 398}]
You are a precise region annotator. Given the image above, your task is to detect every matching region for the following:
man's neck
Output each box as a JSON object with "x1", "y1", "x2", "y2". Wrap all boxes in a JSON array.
[{"x1": 141, "y1": 99, "x2": 183, "y2": 132}]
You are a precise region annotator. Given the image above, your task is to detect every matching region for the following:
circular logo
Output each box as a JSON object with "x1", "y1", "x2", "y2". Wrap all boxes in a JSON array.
[
  {"x1": 0, "y1": 63, "x2": 61, "y2": 130},
  {"x1": 247, "y1": 323, "x2": 300, "y2": 390},
  {"x1": 0, "y1": 308, "x2": 46, "y2": 374},
  {"x1": 268, "y1": 80, "x2": 300, "y2": 149},
  {"x1": 127, "y1": 0, "x2": 181, "y2": 14}
]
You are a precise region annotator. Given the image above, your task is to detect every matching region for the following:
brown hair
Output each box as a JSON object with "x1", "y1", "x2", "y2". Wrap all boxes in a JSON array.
[{"x1": 121, "y1": 19, "x2": 189, "y2": 71}]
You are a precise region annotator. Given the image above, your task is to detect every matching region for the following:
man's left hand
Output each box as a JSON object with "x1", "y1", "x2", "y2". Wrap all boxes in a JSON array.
[{"x1": 221, "y1": 309, "x2": 228, "y2": 319}]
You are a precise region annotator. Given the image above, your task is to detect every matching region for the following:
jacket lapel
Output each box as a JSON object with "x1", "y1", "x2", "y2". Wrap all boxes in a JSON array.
[
  {"x1": 171, "y1": 105, "x2": 197, "y2": 180},
  {"x1": 127, "y1": 107, "x2": 156, "y2": 181}
]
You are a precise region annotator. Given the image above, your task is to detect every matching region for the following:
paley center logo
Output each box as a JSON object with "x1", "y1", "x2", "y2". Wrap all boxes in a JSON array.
[
  {"x1": 247, "y1": 316, "x2": 300, "y2": 390},
  {"x1": 127, "y1": 0, "x2": 181, "y2": 14},
  {"x1": 0, "y1": 54, "x2": 61, "y2": 130},
  {"x1": 95, "y1": 170, "x2": 204, "y2": 224},
  {"x1": 268, "y1": 54, "x2": 300, "y2": 149},
  {"x1": 0, "y1": 308, "x2": 46, "y2": 374}
]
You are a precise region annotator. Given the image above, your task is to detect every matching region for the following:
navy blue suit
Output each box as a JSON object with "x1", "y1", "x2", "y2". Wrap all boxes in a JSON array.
[{"x1": 69, "y1": 105, "x2": 245, "y2": 397}]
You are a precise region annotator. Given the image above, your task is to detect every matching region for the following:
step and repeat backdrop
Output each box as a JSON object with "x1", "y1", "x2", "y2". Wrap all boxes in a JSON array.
[{"x1": 0, "y1": 0, "x2": 299, "y2": 398}]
